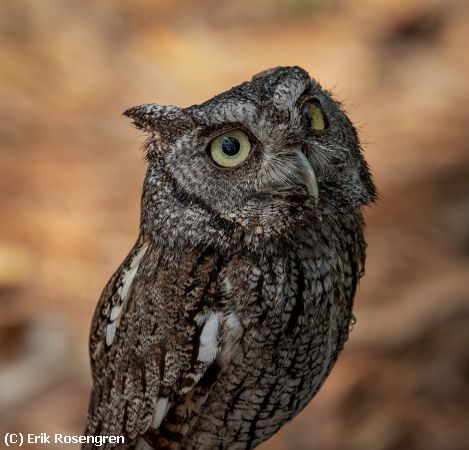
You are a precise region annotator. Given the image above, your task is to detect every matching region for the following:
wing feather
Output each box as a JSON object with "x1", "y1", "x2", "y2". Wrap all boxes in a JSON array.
[{"x1": 84, "y1": 240, "x2": 226, "y2": 449}]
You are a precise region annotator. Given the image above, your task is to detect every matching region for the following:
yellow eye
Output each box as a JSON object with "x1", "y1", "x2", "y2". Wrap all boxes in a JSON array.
[
  {"x1": 302, "y1": 99, "x2": 327, "y2": 131},
  {"x1": 209, "y1": 129, "x2": 252, "y2": 168}
]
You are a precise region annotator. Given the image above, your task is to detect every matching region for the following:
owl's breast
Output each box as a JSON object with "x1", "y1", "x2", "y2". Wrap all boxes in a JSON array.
[{"x1": 184, "y1": 239, "x2": 356, "y2": 449}]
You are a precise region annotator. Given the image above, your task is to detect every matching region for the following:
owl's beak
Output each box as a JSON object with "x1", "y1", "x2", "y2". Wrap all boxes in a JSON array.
[{"x1": 295, "y1": 148, "x2": 319, "y2": 206}]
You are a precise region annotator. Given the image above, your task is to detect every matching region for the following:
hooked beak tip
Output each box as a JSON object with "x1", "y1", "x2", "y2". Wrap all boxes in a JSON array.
[{"x1": 295, "y1": 148, "x2": 319, "y2": 206}]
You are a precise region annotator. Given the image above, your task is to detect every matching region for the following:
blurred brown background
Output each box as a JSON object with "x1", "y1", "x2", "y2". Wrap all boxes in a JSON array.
[{"x1": 1, "y1": 0, "x2": 468, "y2": 449}]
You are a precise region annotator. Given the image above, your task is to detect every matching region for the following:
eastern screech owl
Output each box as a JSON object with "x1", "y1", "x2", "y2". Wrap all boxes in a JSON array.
[{"x1": 84, "y1": 66, "x2": 376, "y2": 450}]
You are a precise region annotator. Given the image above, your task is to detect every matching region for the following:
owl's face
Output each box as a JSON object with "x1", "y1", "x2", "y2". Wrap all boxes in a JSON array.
[{"x1": 126, "y1": 67, "x2": 376, "y2": 236}]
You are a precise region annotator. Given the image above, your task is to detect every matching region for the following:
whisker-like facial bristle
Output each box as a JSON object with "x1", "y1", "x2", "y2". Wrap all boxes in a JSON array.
[
  {"x1": 259, "y1": 149, "x2": 304, "y2": 191},
  {"x1": 309, "y1": 141, "x2": 354, "y2": 169}
]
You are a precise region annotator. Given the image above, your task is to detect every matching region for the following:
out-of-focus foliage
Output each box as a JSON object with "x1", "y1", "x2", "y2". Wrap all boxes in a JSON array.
[{"x1": 1, "y1": 0, "x2": 468, "y2": 448}]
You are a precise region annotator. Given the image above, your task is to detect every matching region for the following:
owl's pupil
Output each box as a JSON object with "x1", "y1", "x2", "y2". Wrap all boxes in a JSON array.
[
  {"x1": 221, "y1": 136, "x2": 241, "y2": 156},
  {"x1": 303, "y1": 105, "x2": 313, "y2": 125}
]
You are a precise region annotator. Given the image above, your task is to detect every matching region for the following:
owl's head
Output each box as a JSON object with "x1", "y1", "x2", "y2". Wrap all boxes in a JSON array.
[{"x1": 125, "y1": 66, "x2": 376, "y2": 241}]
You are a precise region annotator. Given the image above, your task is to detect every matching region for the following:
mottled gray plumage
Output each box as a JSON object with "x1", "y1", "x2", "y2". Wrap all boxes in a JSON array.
[{"x1": 84, "y1": 66, "x2": 376, "y2": 450}]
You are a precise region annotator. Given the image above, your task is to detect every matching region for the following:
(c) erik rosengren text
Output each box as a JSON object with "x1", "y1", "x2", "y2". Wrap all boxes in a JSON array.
[{"x1": 4, "y1": 432, "x2": 124, "y2": 447}]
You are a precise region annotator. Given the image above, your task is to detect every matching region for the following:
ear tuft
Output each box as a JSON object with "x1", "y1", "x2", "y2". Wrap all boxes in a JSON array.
[
  {"x1": 251, "y1": 67, "x2": 282, "y2": 81},
  {"x1": 123, "y1": 104, "x2": 182, "y2": 132}
]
